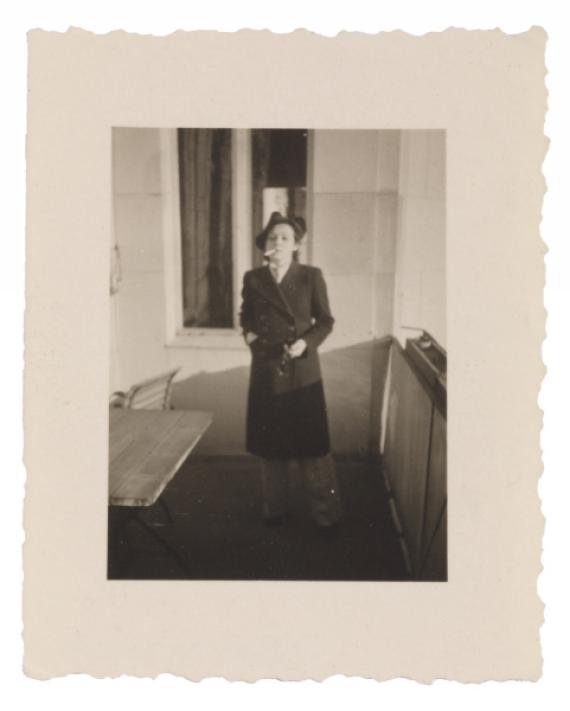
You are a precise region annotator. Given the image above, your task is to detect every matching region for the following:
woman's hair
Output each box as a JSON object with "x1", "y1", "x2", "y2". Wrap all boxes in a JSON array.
[{"x1": 255, "y1": 212, "x2": 307, "y2": 251}]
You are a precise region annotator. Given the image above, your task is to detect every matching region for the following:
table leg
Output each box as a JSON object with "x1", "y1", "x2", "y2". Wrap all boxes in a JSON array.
[
  {"x1": 108, "y1": 504, "x2": 191, "y2": 578},
  {"x1": 107, "y1": 506, "x2": 134, "y2": 578},
  {"x1": 155, "y1": 496, "x2": 174, "y2": 525},
  {"x1": 132, "y1": 509, "x2": 192, "y2": 575}
]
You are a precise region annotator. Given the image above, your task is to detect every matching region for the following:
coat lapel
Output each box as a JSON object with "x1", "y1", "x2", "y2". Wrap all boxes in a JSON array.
[
  {"x1": 251, "y1": 265, "x2": 295, "y2": 319},
  {"x1": 279, "y1": 260, "x2": 302, "y2": 293}
]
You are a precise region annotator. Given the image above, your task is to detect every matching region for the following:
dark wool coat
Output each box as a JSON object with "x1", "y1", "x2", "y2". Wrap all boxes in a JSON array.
[{"x1": 240, "y1": 262, "x2": 334, "y2": 459}]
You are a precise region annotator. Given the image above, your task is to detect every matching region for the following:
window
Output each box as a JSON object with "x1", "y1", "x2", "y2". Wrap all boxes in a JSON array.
[{"x1": 162, "y1": 128, "x2": 309, "y2": 347}]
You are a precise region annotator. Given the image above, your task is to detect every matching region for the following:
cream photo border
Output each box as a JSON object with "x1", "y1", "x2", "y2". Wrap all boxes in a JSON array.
[{"x1": 24, "y1": 28, "x2": 546, "y2": 681}]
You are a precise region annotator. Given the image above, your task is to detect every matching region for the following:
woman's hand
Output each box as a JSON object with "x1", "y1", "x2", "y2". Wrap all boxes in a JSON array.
[
  {"x1": 285, "y1": 339, "x2": 307, "y2": 359},
  {"x1": 244, "y1": 332, "x2": 259, "y2": 345}
]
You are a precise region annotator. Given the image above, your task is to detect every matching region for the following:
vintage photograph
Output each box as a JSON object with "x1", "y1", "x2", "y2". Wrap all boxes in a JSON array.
[
  {"x1": 24, "y1": 25, "x2": 546, "y2": 681},
  {"x1": 107, "y1": 127, "x2": 447, "y2": 581}
]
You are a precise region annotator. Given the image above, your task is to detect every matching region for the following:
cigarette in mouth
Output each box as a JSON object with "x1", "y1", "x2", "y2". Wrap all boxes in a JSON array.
[{"x1": 264, "y1": 249, "x2": 276, "y2": 257}]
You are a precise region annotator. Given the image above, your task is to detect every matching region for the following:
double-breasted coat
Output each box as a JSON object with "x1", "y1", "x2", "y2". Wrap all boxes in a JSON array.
[{"x1": 240, "y1": 261, "x2": 335, "y2": 459}]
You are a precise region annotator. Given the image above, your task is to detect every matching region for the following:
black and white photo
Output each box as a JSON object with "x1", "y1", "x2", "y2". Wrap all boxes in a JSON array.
[{"x1": 107, "y1": 127, "x2": 447, "y2": 581}]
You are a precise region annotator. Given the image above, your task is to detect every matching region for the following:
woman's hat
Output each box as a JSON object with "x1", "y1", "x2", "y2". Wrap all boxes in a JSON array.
[{"x1": 255, "y1": 212, "x2": 307, "y2": 250}]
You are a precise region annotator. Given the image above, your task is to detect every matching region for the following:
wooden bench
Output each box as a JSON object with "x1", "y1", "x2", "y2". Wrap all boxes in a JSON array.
[{"x1": 109, "y1": 367, "x2": 181, "y2": 411}]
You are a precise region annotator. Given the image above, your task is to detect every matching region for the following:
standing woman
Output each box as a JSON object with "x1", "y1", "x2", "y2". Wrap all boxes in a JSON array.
[{"x1": 240, "y1": 212, "x2": 343, "y2": 529}]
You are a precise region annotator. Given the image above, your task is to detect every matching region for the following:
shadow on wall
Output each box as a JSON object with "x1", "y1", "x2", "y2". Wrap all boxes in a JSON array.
[{"x1": 171, "y1": 338, "x2": 392, "y2": 457}]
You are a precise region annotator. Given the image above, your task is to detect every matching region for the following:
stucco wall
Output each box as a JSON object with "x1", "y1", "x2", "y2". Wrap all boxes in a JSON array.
[
  {"x1": 311, "y1": 130, "x2": 399, "y2": 454},
  {"x1": 110, "y1": 128, "x2": 167, "y2": 392},
  {"x1": 393, "y1": 130, "x2": 446, "y2": 348}
]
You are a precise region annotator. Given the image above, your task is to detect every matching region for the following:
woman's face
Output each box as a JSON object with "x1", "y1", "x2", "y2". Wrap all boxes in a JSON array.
[{"x1": 265, "y1": 224, "x2": 298, "y2": 264}]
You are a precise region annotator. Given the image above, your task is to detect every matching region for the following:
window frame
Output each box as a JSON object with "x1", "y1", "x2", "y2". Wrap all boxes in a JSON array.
[{"x1": 161, "y1": 128, "x2": 252, "y2": 350}]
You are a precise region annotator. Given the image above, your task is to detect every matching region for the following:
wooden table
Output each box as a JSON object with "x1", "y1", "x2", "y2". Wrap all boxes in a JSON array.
[{"x1": 108, "y1": 408, "x2": 213, "y2": 576}]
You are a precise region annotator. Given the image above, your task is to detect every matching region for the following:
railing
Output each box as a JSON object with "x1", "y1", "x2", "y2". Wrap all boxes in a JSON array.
[{"x1": 383, "y1": 333, "x2": 447, "y2": 581}]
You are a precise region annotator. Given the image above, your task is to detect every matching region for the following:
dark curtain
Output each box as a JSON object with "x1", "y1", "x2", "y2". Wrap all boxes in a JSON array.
[{"x1": 178, "y1": 129, "x2": 233, "y2": 327}]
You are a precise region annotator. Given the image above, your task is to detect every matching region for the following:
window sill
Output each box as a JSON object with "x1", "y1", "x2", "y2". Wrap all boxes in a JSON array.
[{"x1": 166, "y1": 329, "x2": 249, "y2": 351}]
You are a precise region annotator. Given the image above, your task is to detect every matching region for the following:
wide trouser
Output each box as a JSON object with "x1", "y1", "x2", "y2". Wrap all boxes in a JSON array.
[{"x1": 260, "y1": 454, "x2": 343, "y2": 527}]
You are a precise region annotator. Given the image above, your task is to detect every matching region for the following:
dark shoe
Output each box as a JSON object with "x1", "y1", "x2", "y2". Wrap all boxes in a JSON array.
[{"x1": 263, "y1": 514, "x2": 286, "y2": 527}]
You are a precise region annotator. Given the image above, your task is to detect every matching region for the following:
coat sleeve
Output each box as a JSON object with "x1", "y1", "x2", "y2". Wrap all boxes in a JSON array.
[
  {"x1": 239, "y1": 271, "x2": 256, "y2": 336},
  {"x1": 302, "y1": 268, "x2": 335, "y2": 350}
]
